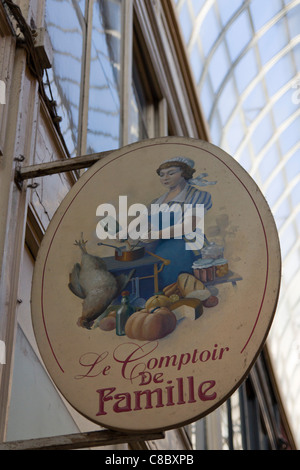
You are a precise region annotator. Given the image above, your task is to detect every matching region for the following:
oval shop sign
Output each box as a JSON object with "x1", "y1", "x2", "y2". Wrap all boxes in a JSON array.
[{"x1": 31, "y1": 137, "x2": 281, "y2": 433}]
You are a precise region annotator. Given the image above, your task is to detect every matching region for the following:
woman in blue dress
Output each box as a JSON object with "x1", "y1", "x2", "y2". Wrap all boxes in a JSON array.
[{"x1": 144, "y1": 157, "x2": 216, "y2": 289}]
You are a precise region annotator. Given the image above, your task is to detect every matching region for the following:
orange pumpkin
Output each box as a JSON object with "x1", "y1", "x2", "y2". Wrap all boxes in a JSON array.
[{"x1": 125, "y1": 307, "x2": 177, "y2": 341}]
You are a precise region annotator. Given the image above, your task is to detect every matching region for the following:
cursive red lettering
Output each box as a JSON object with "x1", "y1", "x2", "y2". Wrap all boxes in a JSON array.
[
  {"x1": 198, "y1": 380, "x2": 217, "y2": 401},
  {"x1": 113, "y1": 341, "x2": 159, "y2": 381},
  {"x1": 75, "y1": 351, "x2": 110, "y2": 379}
]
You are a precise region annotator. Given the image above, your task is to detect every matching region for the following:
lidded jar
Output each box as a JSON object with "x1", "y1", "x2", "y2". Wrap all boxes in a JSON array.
[
  {"x1": 213, "y1": 258, "x2": 229, "y2": 277},
  {"x1": 192, "y1": 258, "x2": 215, "y2": 283},
  {"x1": 201, "y1": 242, "x2": 224, "y2": 260}
]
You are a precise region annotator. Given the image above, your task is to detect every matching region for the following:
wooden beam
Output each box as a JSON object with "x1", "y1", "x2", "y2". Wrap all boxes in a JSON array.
[
  {"x1": 15, "y1": 150, "x2": 112, "y2": 184},
  {"x1": 0, "y1": 429, "x2": 165, "y2": 451}
]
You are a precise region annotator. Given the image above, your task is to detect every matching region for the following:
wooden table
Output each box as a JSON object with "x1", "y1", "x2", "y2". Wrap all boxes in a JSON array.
[
  {"x1": 104, "y1": 250, "x2": 170, "y2": 293},
  {"x1": 204, "y1": 270, "x2": 243, "y2": 288}
]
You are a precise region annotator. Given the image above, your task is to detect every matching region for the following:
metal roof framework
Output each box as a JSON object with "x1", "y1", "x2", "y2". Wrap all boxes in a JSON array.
[{"x1": 175, "y1": 0, "x2": 300, "y2": 448}]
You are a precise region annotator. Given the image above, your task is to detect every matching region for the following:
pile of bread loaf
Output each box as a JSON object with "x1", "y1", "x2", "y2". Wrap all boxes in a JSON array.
[
  {"x1": 98, "y1": 272, "x2": 219, "y2": 340},
  {"x1": 163, "y1": 273, "x2": 218, "y2": 309}
]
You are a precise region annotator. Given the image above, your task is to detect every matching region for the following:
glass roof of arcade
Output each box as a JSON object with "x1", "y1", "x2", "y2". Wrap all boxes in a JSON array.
[{"x1": 174, "y1": 0, "x2": 300, "y2": 447}]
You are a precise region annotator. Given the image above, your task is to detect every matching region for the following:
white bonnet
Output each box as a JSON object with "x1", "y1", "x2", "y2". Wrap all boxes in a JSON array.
[{"x1": 162, "y1": 156, "x2": 195, "y2": 168}]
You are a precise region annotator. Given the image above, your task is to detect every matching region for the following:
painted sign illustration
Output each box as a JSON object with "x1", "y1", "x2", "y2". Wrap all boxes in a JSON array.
[{"x1": 31, "y1": 137, "x2": 281, "y2": 432}]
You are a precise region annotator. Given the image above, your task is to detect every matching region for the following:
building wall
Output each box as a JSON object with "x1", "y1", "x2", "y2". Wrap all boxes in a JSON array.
[{"x1": 0, "y1": 0, "x2": 206, "y2": 449}]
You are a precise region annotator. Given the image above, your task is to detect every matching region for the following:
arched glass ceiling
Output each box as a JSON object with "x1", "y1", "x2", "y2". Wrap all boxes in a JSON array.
[{"x1": 174, "y1": 0, "x2": 300, "y2": 447}]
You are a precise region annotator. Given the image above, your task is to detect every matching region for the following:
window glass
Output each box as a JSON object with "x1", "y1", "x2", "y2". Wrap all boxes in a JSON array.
[
  {"x1": 285, "y1": 149, "x2": 300, "y2": 182},
  {"x1": 190, "y1": 43, "x2": 203, "y2": 83},
  {"x1": 286, "y1": 4, "x2": 300, "y2": 39},
  {"x1": 200, "y1": 78, "x2": 214, "y2": 118},
  {"x1": 249, "y1": 0, "x2": 282, "y2": 32},
  {"x1": 86, "y1": 0, "x2": 122, "y2": 153},
  {"x1": 220, "y1": 402, "x2": 231, "y2": 449},
  {"x1": 225, "y1": 114, "x2": 245, "y2": 153},
  {"x1": 217, "y1": 77, "x2": 237, "y2": 125},
  {"x1": 128, "y1": 62, "x2": 149, "y2": 144},
  {"x1": 238, "y1": 146, "x2": 252, "y2": 173},
  {"x1": 234, "y1": 48, "x2": 258, "y2": 95},
  {"x1": 258, "y1": 144, "x2": 280, "y2": 183},
  {"x1": 230, "y1": 390, "x2": 243, "y2": 450},
  {"x1": 297, "y1": 212, "x2": 300, "y2": 234},
  {"x1": 293, "y1": 43, "x2": 300, "y2": 72},
  {"x1": 209, "y1": 114, "x2": 222, "y2": 145},
  {"x1": 279, "y1": 116, "x2": 300, "y2": 155},
  {"x1": 282, "y1": 250, "x2": 299, "y2": 284},
  {"x1": 265, "y1": 53, "x2": 295, "y2": 96},
  {"x1": 265, "y1": 172, "x2": 285, "y2": 207},
  {"x1": 225, "y1": 10, "x2": 252, "y2": 62},
  {"x1": 257, "y1": 19, "x2": 288, "y2": 66},
  {"x1": 285, "y1": 344, "x2": 300, "y2": 387},
  {"x1": 191, "y1": 0, "x2": 206, "y2": 16},
  {"x1": 200, "y1": 7, "x2": 220, "y2": 57},
  {"x1": 45, "y1": 0, "x2": 85, "y2": 156},
  {"x1": 273, "y1": 88, "x2": 297, "y2": 128},
  {"x1": 291, "y1": 182, "x2": 300, "y2": 207},
  {"x1": 274, "y1": 200, "x2": 290, "y2": 232},
  {"x1": 242, "y1": 82, "x2": 266, "y2": 125},
  {"x1": 208, "y1": 42, "x2": 229, "y2": 92},
  {"x1": 251, "y1": 113, "x2": 274, "y2": 154},
  {"x1": 217, "y1": 0, "x2": 244, "y2": 26},
  {"x1": 78, "y1": 0, "x2": 86, "y2": 15},
  {"x1": 179, "y1": 2, "x2": 193, "y2": 43}
]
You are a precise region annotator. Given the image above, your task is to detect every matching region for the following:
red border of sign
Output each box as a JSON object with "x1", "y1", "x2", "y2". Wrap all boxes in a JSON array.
[{"x1": 40, "y1": 142, "x2": 269, "y2": 374}]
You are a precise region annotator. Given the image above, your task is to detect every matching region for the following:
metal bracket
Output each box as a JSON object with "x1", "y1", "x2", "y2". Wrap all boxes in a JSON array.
[
  {"x1": 0, "y1": 429, "x2": 165, "y2": 450},
  {"x1": 14, "y1": 150, "x2": 112, "y2": 189}
]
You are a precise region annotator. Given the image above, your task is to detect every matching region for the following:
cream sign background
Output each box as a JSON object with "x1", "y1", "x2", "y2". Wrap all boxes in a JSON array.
[{"x1": 31, "y1": 137, "x2": 281, "y2": 432}]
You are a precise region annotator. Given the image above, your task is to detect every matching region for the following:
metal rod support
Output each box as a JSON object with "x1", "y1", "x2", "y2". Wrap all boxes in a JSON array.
[
  {"x1": 14, "y1": 150, "x2": 112, "y2": 185},
  {"x1": 0, "y1": 429, "x2": 165, "y2": 450}
]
